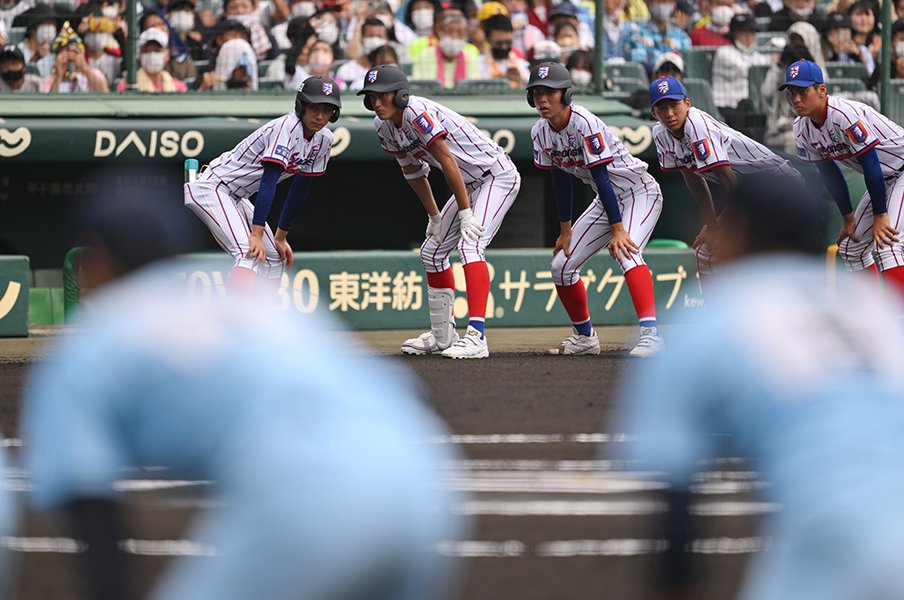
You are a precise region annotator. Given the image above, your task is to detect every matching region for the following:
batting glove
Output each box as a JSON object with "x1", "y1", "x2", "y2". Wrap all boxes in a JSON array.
[
  {"x1": 458, "y1": 208, "x2": 485, "y2": 243},
  {"x1": 425, "y1": 213, "x2": 443, "y2": 240}
]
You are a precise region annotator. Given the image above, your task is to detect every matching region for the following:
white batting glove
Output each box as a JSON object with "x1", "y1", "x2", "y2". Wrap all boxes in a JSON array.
[
  {"x1": 425, "y1": 213, "x2": 443, "y2": 240},
  {"x1": 458, "y1": 208, "x2": 485, "y2": 243}
]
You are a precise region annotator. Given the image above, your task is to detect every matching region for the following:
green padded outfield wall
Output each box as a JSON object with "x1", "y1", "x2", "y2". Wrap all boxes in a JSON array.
[
  {"x1": 65, "y1": 250, "x2": 705, "y2": 329},
  {"x1": 0, "y1": 257, "x2": 30, "y2": 337}
]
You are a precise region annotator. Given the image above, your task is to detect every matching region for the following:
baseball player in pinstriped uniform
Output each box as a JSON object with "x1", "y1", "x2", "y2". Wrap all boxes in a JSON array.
[
  {"x1": 358, "y1": 64, "x2": 522, "y2": 359},
  {"x1": 184, "y1": 76, "x2": 341, "y2": 295},
  {"x1": 782, "y1": 59, "x2": 904, "y2": 294},
  {"x1": 649, "y1": 76, "x2": 804, "y2": 287},
  {"x1": 528, "y1": 62, "x2": 664, "y2": 358}
]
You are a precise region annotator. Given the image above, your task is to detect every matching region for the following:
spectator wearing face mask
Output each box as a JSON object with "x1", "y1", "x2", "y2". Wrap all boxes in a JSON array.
[
  {"x1": 411, "y1": 11, "x2": 478, "y2": 87},
  {"x1": 284, "y1": 37, "x2": 337, "y2": 88},
  {"x1": 193, "y1": 18, "x2": 251, "y2": 88},
  {"x1": 627, "y1": 50, "x2": 682, "y2": 109},
  {"x1": 528, "y1": 38, "x2": 560, "y2": 66},
  {"x1": 768, "y1": 0, "x2": 817, "y2": 31},
  {"x1": 0, "y1": 47, "x2": 44, "y2": 91},
  {"x1": 16, "y1": 4, "x2": 58, "y2": 78},
  {"x1": 115, "y1": 26, "x2": 187, "y2": 91},
  {"x1": 166, "y1": 0, "x2": 205, "y2": 61},
  {"x1": 565, "y1": 48, "x2": 594, "y2": 89},
  {"x1": 478, "y1": 14, "x2": 527, "y2": 87},
  {"x1": 553, "y1": 21, "x2": 582, "y2": 63},
  {"x1": 42, "y1": 20, "x2": 108, "y2": 91},
  {"x1": 500, "y1": 0, "x2": 543, "y2": 57},
  {"x1": 372, "y1": 0, "x2": 415, "y2": 45},
  {"x1": 337, "y1": 17, "x2": 385, "y2": 89},
  {"x1": 763, "y1": 43, "x2": 813, "y2": 152},
  {"x1": 711, "y1": 13, "x2": 770, "y2": 124},
  {"x1": 212, "y1": 36, "x2": 258, "y2": 89},
  {"x1": 308, "y1": 8, "x2": 344, "y2": 58},
  {"x1": 223, "y1": 0, "x2": 277, "y2": 58},
  {"x1": 823, "y1": 11, "x2": 873, "y2": 74},
  {"x1": 80, "y1": 13, "x2": 121, "y2": 86},
  {"x1": 689, "y1": 0, "x2": 734, "y2": 46},
  {"x1": 547, "y1": 2, "x2": 594, "y2": 50},
  {"x1": 868, "y1": 17, "x2": 904, "y2": 88},
  {"x1": 404, "y1": 0, "x2": 437, "y2": 38},
  {"x1": 625, "y1": 0, "x2": 690, "y2": 72},
  {"x1": 346, "y1": 0, "x2": 413, "y2": 60}
]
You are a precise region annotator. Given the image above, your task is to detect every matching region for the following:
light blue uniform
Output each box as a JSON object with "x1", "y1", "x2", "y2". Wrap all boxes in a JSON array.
[
  {"x1": 23, "y1": 260, "x2": 465, "y2": 600},
  {"x1": 614, "y1": 256, "x2": 904, "y2": 600}
]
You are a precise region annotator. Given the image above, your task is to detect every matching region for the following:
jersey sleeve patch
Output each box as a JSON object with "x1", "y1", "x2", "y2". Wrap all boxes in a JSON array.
[
  {"x1": 584, "y1": 133, "x2": 605, "y2": 155},
  {"x1": 273, "y1": 144, "x2": 291, "y2": 160},
  {"x1": 692, "y1": 139, "x2": 711, "y2": 161},
  {"x1": 845, "y1": 120, "x2": 869, "y2": 144},
  {"x1": 414, "y1": 112, "x2": 435, "y2": 135}
]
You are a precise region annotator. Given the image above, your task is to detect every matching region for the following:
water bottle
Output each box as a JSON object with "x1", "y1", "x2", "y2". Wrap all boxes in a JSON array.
[{"x1": 184, "y1": 158, "x2": 199, "y2": 183}]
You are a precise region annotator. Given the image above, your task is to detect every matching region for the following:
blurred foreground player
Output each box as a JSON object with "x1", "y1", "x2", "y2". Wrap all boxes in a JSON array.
[
  {"x1": 23, "y1": 195, "x2": 466, "y2": 600},
  {"x1": 613, "y1": 173, "x2": 904, "y2": 600}
]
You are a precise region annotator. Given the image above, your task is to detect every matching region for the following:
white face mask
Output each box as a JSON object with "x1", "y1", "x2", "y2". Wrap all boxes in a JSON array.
[
  {"x1": 511, "y1": 10, "x2": 527, "y2": 29},
  {"x1": 385, "y1": 0, "x2": 400, "y2": 12},
  {"x1": 571, "y1": 69, "x2": 591, "y2": 87},
  {"x1": 84, "y1": 32, "x2": 107, "y2": 52},
  {"x1": 411, "y1": 8, "x2": 433, "y2": 32},
  {"x1": 711, "y1": 5, "x2": 733, "y2": 25},
  {"x1": 375, "y1": 13, "x2": 393, "y2": 29},
  {"x1": 362, "y1": 35, "x2": 386, "y2": 54},
  {"x1": 794, "y1": 6, "x2": 813, "y2": 17},
  {"x1": 169, "y1": 11, "x2": 195, "y2": 33},
  {"x1": 141, "y1": 51, "x2": 166, "y2": 73},
  {"x1": 230, "y1": 13, "x2": 257, "y2": 27},
  {"x1": 101, "y1": 5, "x2": 119, "y2": 17},
  {"x1": 291, "y1": 1, "x2": 316, "y2": 18},
  {"x1": 36, "y1": 24, "x2": 57, "y2": 44},
  {"x1": 438, "y1": 35, "x2": 464, "y2": 56},
  {"x1": 316, "y1": 23, "x2": 339, "y2": 44},
  {"x1": 896, "y1": 41, "x2": 904, "y2": 57},
  {"x1": 649, "y1": 2, "x2": 673, "y2": 22},
  {"x1": 736, "y1": 39, "x2": 756, "y2": 53}
]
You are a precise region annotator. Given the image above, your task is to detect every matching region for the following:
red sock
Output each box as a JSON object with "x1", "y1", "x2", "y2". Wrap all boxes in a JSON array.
[
  {"x1": 426, "y1": 268, "x2": 455, "y2": 290},
  {"x1": 555, "y1": 281, "x2": 590, "y2": 324},
  {"x1": 226, "y1": 267, "x2": 257, "y2": 296},
  {"x1": 883, "y1": 265, "x2": 904, "y2": 296},
  {"x1": 463, "y1": 262, "x2": 490, "y2": 319},
  {"x1": 624, "y1": 265, "x2": 657, "y2": 321}
]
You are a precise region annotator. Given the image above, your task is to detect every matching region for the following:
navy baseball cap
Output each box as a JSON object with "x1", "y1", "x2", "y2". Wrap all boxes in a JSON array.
[
  {"x1": 649, "y1": 77, "x2": 687, "y2": 107},
  {"x1": 778, "y1": 59, "x2": 824, "y2": 91}
]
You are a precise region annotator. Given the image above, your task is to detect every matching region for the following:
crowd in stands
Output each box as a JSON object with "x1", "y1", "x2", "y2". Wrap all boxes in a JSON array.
[{"x1": 0, "y1": 0, "x2": 902, "y2": 130}]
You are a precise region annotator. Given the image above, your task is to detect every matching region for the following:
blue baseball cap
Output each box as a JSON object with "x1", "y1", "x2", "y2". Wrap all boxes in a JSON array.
[
  {"x1": 778, "y1": 59, "x2": 824, "y2": 91},
  {"x1": 649, "y1": 77, "x2": 687, "y2": 107}
]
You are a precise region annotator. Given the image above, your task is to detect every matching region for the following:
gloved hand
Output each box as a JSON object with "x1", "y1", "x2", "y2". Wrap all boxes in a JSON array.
[
  {"x1": 458, "y1": 208, "x2": 485, "y2": 243},
  {"x1": 425, "y1": 213, "x2": 443, "y2": 240}
]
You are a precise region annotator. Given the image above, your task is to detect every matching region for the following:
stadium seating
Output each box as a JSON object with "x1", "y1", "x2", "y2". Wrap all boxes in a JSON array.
[
  {"x1": 603, "y1": 62, "x2": 647, "y2": 83},
  {"x1": 455, "y1": 78, "x2": 509, "y2": 93},
  {"x1": 7, "y1": 26, "x2": 25, "y2": 45},
  {"x1": 825, "y1": 62, "x2": 868, "y2": 83},
  {"x1": 685, "y1": 46, "x2": 718, "y2": 81},
  {"x1": 884, "y1": 79, "x2": 904, "y2": 126},
  {"x1": 609, "y1": 76, "x2": 647, "y2": 94},
  {"x1": 747, "y1": 64, "x2": 771, "y2": 115},
  {"x1": 683, "y1": 77, "x2": 723, "y2": 121},
  {"x1": 408, "y1": 79, "x2": 443, "y2": 92},
  {"x1": 825, "y1": 78, "x2": 867, "y2": 94}
]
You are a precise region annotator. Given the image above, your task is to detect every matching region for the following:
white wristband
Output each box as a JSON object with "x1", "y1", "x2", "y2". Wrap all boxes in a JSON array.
[{"x1": 403, "y1": 164, "x2": 430, "y2": 180}]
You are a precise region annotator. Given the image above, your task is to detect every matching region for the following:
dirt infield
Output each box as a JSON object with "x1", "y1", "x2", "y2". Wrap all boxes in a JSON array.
[{"x1": 0, "y1": 326, "x2": 750, "y2": 600}]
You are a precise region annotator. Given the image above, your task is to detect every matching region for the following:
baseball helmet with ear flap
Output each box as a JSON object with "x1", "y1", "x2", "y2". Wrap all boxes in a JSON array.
[
  {"x1": 295, "y1": 76, "x2": 343, "y2": 123},
  {"x1": 525, "y1": 61, "x2": 573, "y2": 108},
  {"x1": 356, "y1": 64, "x2": 410, "y2": 111}
]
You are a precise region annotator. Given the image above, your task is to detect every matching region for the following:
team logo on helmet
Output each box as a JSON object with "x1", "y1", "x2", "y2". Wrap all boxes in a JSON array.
[
  {"x1": 538, "y1": 66, "x2": 549, "y2": 79},
  {"x1": 322, "y1": 81, "x2": 333, "y2": 95},
  {"x1": 789, "y1": 65, "x2": 800, "y2": 79},
  {"x1": 657, "y1": 79, "x2": 669, "y2": 94},
  {"x1": 367, "y1": 70, "x2": 379, "y2": 83}
]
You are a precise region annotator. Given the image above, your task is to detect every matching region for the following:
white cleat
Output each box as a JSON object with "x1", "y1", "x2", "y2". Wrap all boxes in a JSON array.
[
  {"x1": 629, "y1": 327, "x2": 664, "y2": 358},
  {"x1": 401, "y1": 330, "x2": 459, "y2": 355},
  {"x1": 548, "y1": 331, "x2": 601, "y2": 355},
  {"x1": 442, "y1": 326, "x2": 489, "y2": 359}
]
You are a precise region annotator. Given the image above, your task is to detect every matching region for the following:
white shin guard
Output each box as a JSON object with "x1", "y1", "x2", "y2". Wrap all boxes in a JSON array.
[{"x1": 427, "y1": 287, "x2": 456, "y2": 348}]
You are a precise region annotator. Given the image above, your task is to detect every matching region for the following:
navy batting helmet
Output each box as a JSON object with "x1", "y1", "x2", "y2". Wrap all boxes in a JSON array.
[
  {"x1": 356, "y1": 64, "x2": 410, "y2": 111},
  {"x1": 295, "y1": 76, "x2": 342, "y2": 123},
  {"x1": 526, "y1": 61, "x2": 573, "y2": 108}
]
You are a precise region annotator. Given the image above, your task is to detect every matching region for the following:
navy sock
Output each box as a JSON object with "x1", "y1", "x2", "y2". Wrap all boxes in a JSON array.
[
  {"x1": 573, "y1": 320, "x2": 593, "y2": 337},
  {"x1": 639, "y1": 318, "x2": 657, "y2": 333}
]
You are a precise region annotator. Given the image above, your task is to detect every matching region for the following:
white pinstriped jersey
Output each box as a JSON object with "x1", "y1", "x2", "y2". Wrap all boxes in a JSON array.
[
  {"x1": 204, "y1": 112, "x2": 333, "y2": 197},
  {"x1": 794, "y1": 95, "x2": 904, "y2": 178},
  {"x1": 374, "y1": 95, "x2": 509, "y2": 185},
  {"x1": 531, "y1": 105, "x2": 654, "y2": 198},
  {"x1": 653, "y1": 107, "x2": 797, "y2": 184}
]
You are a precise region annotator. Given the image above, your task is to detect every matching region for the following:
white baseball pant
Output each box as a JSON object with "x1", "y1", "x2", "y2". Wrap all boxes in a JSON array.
[
  {"x1": 419, "y1": 158, "x2": 521, "y2": 273},
  {"x1": 551, "y1": 176, "x2": 663, "y2": 285},
  {"x1": 184, "y1": 178, "x2": 284, "y2": 280},
  {"x1": 838, "y1": 174, "x2": 904, "y2": 272}
]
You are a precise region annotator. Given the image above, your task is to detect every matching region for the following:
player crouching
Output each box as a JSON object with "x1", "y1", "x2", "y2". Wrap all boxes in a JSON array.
[{"x1": 528, "y1": 62, "x2": 664, "y2": 357}]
